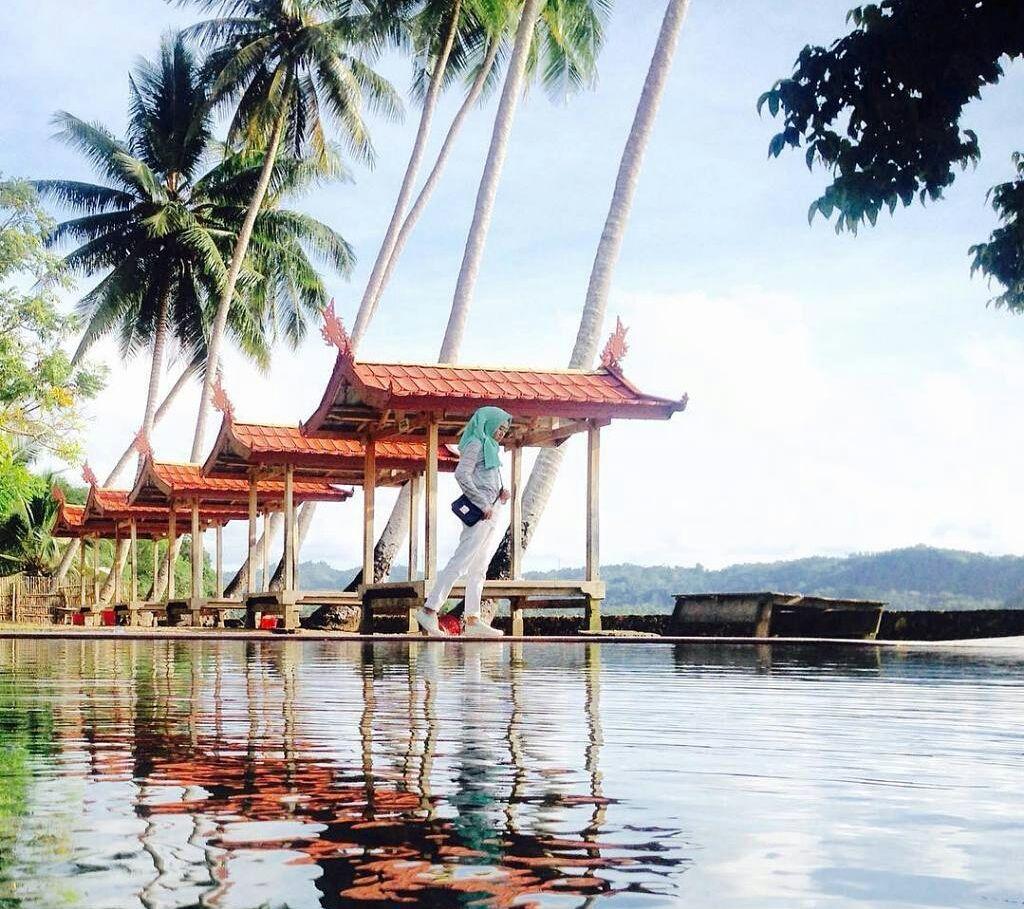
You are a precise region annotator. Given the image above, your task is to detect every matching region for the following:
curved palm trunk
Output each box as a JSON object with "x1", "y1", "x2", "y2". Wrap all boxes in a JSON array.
[
  {"x1": 270, "y1": 25, "x2": 499, "y2": 588},
  {"x1": 440, "y1": 0, "x2": 545, "y2": 361},
  {"x1": 191, "y1": 81, "x2": 292, "y2": 462},
  {"x1": 351, "y1": 0, "x2": 463, "y2": 349},
  {"x1": 488, "y1": 0, "x2": 691, "y2": 578},
  {"x1": 361, "y1": 35, "x2": 501, "y2": 337},
  {"x1": 341, "y1": 2, "x2": 544, "y2": 590},
  {"x1": 222, "y1": 511, "x2": 283, "y2": 597},
  {"x1": 98, "y1": 289, "x2": 173, "y2": 603}
]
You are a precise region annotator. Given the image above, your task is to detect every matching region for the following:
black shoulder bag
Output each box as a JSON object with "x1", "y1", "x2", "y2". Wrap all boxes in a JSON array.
[{"x1": 451, "y1": 468, "x2": 503, "y2": 527}]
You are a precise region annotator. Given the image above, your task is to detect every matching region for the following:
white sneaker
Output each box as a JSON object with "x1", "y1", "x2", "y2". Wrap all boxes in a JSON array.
[
  {"x1": 416, "y1": 608, "x2": 445, "y2": 637},
  {"x1": 465, "y1": 618, "x2": 504, "y2": 638}
]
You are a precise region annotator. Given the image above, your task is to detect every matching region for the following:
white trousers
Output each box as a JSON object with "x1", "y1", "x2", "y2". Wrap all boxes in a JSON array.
[{"x1": 424, "y1": 506, "x2": 503, "y2": 617}]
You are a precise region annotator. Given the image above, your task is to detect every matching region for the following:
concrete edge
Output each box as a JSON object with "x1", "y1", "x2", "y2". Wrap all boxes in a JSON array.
[{"x1": 1, "y1": 628, "x2": 1023, "y2": 648}]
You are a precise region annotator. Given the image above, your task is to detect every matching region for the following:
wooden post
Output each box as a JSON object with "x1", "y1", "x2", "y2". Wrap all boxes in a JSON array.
[
  {"x1": 247, "y1": 473, "x2": 258, "y2": 594},
  {"x1": 362, "y1": 440, "x2": 376, "y2": 585},
  {"x1": 283, "y1": 466, "x2": 295, "y2": 592},
  {"x1": 408, "y1": 475, "x2": 421, "y2": 581},
  {"x1": 510, "y1": 446, "x2": 523, "y2": 579},
  {"x1": 261, "y1": 510, "x2": 269, "y2": 591},
  {"x1": 191, "y1": 500, "x2": 202, "y2": 601},
  {"x1": 215, "y1": 524, "x2": 224, "y2": 598},
  {"x1": 424, "y1": 416, "x2": 438, "y2": 580},
  {"x1": 585, "y1": 424, "x2": 600, "y2": 582},
  {"x1": 113, "y1": 526, "x2": 122, "y2": 604},
  {"x1": 91, "y1": 535, "x2": 100, "y2": 606},
  {"x1": 129, "y1": 520, "x2": 138, "y2": 604},
  {"x1": 167, "y1": 507, "x2": 176, "y2": 600},
  {"x1": 151, "y1": 536, "x2": 159, "y2": 601},
  {"x1": 79, "y1": 540, "x2": 86, "y2": 607},
  {"x1": 585, "y1": 423, "x2": 602, "y2": 633}
]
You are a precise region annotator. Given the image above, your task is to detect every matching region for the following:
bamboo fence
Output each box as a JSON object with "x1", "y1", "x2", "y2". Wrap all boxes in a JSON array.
[{"x1": 0, "y1": 574, "x2": 88, "y2": 623}]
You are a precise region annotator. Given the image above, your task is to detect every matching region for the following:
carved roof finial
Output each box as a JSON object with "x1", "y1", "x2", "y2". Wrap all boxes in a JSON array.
[
  {"x1": 132, "y1": 427, "x2": 152, "y2": 458},
  {"x1": 600, "y1": 317, "x2": 630, "y2": 371},
  {"x1": 321, "y1": 299, "x2": 351, "y2": 356},
  {"x1": 81, "y1": 462, "x2": 98, "y2": 487},
  {"x1": 212, "y1": 370, "x2": 235, "y2": 422}
]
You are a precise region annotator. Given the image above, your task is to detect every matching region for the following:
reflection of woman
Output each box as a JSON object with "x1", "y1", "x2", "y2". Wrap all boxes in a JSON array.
[{"x1": 416, "y1": 407, "x2": 511, "y2": 638}]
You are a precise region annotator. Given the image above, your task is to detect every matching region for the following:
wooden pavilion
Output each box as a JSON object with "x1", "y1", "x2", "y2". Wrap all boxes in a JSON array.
[
  {"x1": 202, "y1": 416, "x2": 458, "y2": 629},
  {"x1": 300, "y1": 315, "x2": 687, "y2": 634},
  {"x1": 129, "y1": 456, "x2": 351, "y2": 626}
]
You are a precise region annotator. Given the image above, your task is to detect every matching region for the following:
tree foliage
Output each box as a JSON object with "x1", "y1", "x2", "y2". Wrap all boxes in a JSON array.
[
  {"x1": 0, "y1": 180, "x2": 105, "y2": 465},
  {"x1": 37, "y1": 35, "x2": 354, "y2": 370},
  {"x1": 759, "y1": 0, "x2": 1024, "y2": 306}
]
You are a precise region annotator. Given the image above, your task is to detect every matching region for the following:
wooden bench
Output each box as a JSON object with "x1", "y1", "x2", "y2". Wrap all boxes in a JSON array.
[
  {"x1": 360, "y1": 579, "x2": 606, "y2": 635},
  {"x1": 167, "y1": 597, "x2": 244, "y2": 627}
]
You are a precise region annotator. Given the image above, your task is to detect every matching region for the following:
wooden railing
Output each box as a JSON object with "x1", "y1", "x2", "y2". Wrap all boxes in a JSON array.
[{"x1": 0, "y1": 574, "x2": 89, "y2": 623}]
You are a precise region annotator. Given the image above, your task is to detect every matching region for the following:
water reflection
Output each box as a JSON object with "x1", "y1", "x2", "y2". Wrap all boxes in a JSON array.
[
  {"x1": 0, "y1": 640, "x2": 689, "y2": 908},
  {"x1": 2, "y1": 639, "x2": 1023, "y2": 908}
]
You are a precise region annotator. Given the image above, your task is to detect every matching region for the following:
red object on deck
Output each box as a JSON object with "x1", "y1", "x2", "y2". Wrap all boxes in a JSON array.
[
  {"x1": 259, "y1": 616, "x2": 280, "y2": 630},
  {"x1": 101, "y1": 609, "x2": 117, "y2": 626},
  {"x1": 71, "y1": 612, "x2": 85, "y2": 626},
  {"x1": 438, "y1": 613, "x2": 462, "y2": 636}
]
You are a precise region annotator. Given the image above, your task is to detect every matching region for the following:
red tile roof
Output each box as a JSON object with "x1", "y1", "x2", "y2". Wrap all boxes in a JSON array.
[
  {"x1": 145, "y1": 460, "x2": 351, "y2": 501},
  {"x1": 202, "y1": 419, "x2": 457, "y2": 480},
  {"x1": 304, "y1": 353, "x2": 686, "y2": 432}
]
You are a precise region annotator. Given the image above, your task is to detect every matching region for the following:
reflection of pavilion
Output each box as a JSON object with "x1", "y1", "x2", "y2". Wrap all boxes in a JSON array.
[{"x1": 95, "y1": 643, "x2": 684, "y2": 907}]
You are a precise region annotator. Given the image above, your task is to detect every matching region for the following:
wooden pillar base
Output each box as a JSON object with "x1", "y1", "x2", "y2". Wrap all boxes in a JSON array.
[
  {"x1": 586, "y1": 596, "x2": 603, "y2": 633},
  {"x1": 511, "y1": 597, "x2": 527, "y2": 637}
]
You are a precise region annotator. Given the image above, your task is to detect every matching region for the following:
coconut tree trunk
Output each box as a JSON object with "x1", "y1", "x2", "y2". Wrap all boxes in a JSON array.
[
  {"x1": 98, "y1": 288, "x2": 173, "y2": 603},
  {"x1": 341, "y1": 6, "x2": 543, "y2": 590},
  {"x1": 351, "y1": 0, "x2": 463, "y2": 349},
  {"x1": 488, "y1": 0, "x2": 691, "y2": 578},
  {"x1": 223, "y1": 511, "x2": 283, "y2": 597},
  {"x1": 366, "y1": 36, "x2": 501, "y2": 328},
  {"x1": 439, "y1": 0, "x2": 544, "y2": 361},
  {"x1": 191, "y1": 78, "x2": 293, "y2": 462}
]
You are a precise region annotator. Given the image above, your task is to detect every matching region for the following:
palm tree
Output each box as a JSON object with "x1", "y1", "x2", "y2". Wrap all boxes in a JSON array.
[
  {"x1": 39, "y1": 34, "x2": 354, "y2": 595},
  {"x1": 180, "y1": 0, "x2": 402, "y2": 462},
  {"x1": 344, "y1": 0, "x2": 610, "y2": 588},
  {"x1": 0, "y1": 481, "x2": 61, "y2": 576},
  {"x1": 488, "y1": 0, "x2": 691, "y2": 577},
  {"x1": 439, "y1": 0, "x2": 609, "y2": 361}
]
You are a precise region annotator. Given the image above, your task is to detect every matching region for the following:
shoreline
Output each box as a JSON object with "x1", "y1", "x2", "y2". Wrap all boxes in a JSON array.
[{"x1": 2, "y1": 626, "x2": 1022, "y2": 651}]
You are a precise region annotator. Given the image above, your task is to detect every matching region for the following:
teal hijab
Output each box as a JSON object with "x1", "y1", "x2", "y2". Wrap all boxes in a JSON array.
[{"x1": 459, "y1": 406, "x2": 512, "y2": 469}]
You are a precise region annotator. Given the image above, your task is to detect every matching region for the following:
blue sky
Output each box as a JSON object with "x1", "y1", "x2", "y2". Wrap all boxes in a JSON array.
[{"x1": 2, "y1": 0, "x2": 1023, "y2": 572}]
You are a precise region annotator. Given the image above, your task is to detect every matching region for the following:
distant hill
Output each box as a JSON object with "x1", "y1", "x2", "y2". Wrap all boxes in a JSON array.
[{"x1": 278, "y1": 547, "x2": 1024, "y2": 613}]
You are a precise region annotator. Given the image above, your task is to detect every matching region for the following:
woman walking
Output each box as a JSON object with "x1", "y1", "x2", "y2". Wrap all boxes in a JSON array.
[{"x1": 417, "y1": 406, "x2": 512, "y2": 637}]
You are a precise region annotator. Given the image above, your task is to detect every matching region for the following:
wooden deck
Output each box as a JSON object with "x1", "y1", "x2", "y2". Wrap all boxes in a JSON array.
[
  {"x1": 360, "y1": 578, "x2": 606, "y2": 634},
  {"x1": 244, "y1": 589, "x2": 361, "y2": 630}
]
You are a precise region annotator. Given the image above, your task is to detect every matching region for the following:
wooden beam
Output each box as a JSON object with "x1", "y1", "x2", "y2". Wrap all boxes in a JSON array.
[
  {"x1": 215, "y1": 524, "x2": 224, "y2": 598},
  {"x1": 79, "y1": 539, "x2": 86, "y2": 607},
  {"x1": 586, "y1": 423, "x2": 600, "y2": 583},
  {"x1": 408, "y1": 475, "x2": 421, "y2": 582},
  {"x1": 191, "y1": 500, "x2": 201, "y2": 600},
  {"x1": 167, "y1": 507, "x2": 176, "y2": 600},
  {"x1": 113, "y1": 526, "x2": 122, "y2": 604},
  {"x1": 362, "y1": 440, "x2": 376, "y2": 584},
  {"x1": 129, "y1": 519, "x2": 138, "y2": 604},
  {"x1": 510, "y1": 446, "x2": 523, "y2": 579},
  {"x1": 513, "y1": 418, "x2": 603, "y2": 449},
  {"x1": 425, "y1": 416, "x2": 438, "y2": 580},
  {"x1": 283, "y1": 465, "x2": 295, "y2": 592},
  {"x1": 247, "y1": 473, "x2": 258, "y2": 593},
  {"x1": 92, "y1": 535, "x2": 100, "y2": 605},
  {"x1": 261, "y1": 510, "x2": 269, "y2": 592},
  {"x1": 152, "y1": 536, "x2": 159, "y2": 601}
]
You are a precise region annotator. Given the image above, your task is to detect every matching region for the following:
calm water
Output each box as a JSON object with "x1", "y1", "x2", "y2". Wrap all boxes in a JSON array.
[{"x1": 0, "y1": 640, "x2": 1022, "y2": 909}]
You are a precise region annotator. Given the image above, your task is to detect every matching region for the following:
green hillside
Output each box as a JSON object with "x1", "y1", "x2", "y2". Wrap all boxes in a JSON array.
[{"x1": 284, "y1": 546, "x2": 1024, "y2": 613}]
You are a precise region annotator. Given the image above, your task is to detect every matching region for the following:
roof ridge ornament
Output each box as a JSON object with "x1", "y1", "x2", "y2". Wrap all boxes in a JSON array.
[
  {"x1": 81, "y1": 462, "x2": 98, "y2": 488},
  {"x1": 321, "y1": 299, "x2": 352, "y2": 357},
  {"x1": 600, "y1": 317, "x2": 629, "y2": 371},
  {"x1": 212, "y1": 371, "x2": 235, "y2": 423},
  {"x1": 132, "y1": 427, "x2": 152, "y2": 458}
]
